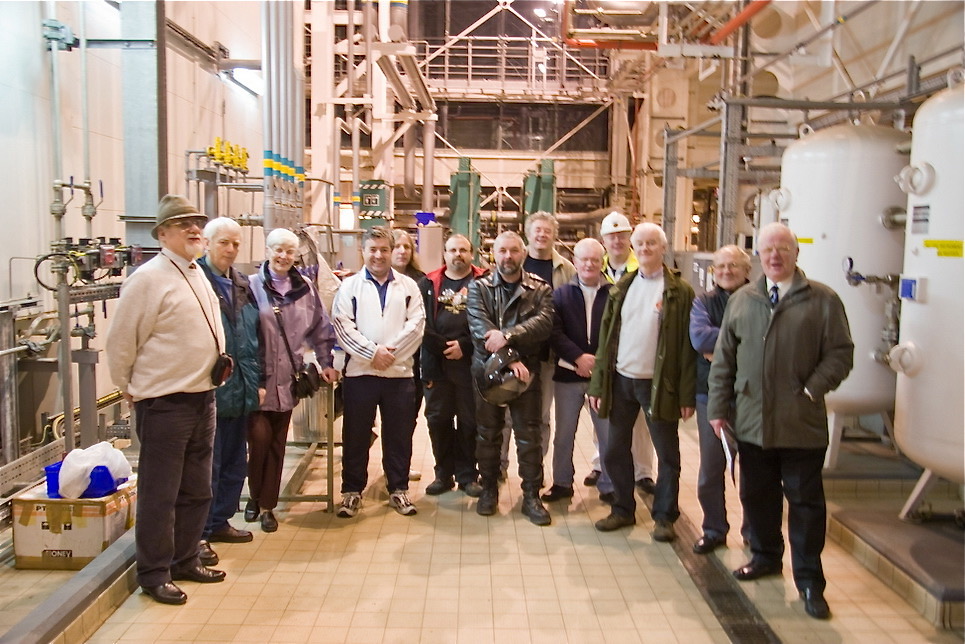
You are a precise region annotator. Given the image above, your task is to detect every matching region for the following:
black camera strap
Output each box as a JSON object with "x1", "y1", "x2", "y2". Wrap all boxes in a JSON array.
[{"x1": 168, "y1": 256, "x2": 223, "y2": 354}]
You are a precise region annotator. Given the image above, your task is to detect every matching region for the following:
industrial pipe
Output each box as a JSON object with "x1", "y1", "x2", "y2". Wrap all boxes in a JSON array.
[
  {"x1": 403, "y1": 128, "x2": 416, "y2": 198},
  {"x1": 705, "y1": 0, "x2": 772, "y2": 45},
  {"x1": 422, "y1": 117, "x2": 437, "y2": 213}
]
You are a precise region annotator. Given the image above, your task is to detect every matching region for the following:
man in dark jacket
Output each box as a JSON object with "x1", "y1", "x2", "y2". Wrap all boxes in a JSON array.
[
  {"x1": 708, "y1": 223, "x2": 853, "y2": 620},
  {"x1": 689, "y1": 244, "x2": 751, "y2": 556},
  {"x1": 198, "y1": 218, "x2": 262, "y2": 563},
  {"x1": 589, "y1": 223, "x2": 696, "y2": 540},
  {"x1": 467, "y1": 231, "x2": 554, "y2": 526},
  {"x1": 542, "y1": 238, "x2": 614, "y2": 503},
  {"x1": 419, "y1": 234, "x2": 486, "y2": 497}
]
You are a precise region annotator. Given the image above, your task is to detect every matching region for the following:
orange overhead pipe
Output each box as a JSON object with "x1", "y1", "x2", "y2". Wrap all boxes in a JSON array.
[
  {"x1": 705, "y1": 0, "x2": 772, "y2": 45},
  {"x1": 561, "y1": 0, "x2": 659, "y2": 51}
]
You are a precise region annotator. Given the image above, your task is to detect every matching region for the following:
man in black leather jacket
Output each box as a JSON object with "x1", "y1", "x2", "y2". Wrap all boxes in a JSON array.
[{"x1": 467, "y1": 231, "x2": 554, "y2": 526}]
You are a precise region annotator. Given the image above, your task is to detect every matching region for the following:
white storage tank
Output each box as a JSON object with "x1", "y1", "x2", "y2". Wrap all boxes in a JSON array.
[
  {"x1": 774, "y1": 123, "x2": 910, "y2": 415},
  {"x1": 891, "y1": 83, "x2": 964, "y2": 485}
]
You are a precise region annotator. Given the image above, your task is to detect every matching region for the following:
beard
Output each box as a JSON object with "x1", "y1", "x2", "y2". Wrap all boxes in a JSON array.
[{"x1": 498, "y1": 258, "x2": 520, "y2": 277}]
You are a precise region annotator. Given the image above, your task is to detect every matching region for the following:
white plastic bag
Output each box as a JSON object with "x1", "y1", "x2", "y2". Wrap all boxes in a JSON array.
[{"x1": 57, "y1": 441, "x2": 133, "y2": 499}]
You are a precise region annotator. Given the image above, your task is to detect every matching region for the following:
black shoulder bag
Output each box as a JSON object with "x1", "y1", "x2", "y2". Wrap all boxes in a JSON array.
[
  {"x1": 169, "y1": 258, "x2": 234, "y2": 387},
  {"x1": 271, "y1": 304, "x2": 322, "y2": 399}
]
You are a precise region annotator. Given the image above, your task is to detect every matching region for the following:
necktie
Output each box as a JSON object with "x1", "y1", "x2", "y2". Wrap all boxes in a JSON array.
[{"x1": 769, "y1": 285, "x2": 779, "y2": 308}]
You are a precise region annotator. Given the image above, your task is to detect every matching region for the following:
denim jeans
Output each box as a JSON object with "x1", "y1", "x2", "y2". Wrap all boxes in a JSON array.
[
  {"x1": 204, "y1": 414, "x2": 249, "y2": 537},
  {"x1": 604, "y1": 374, "x2": 680, "y2": 521},
  {"x1": 552, "y1": 380, "x2": 611, "y2": 493}
]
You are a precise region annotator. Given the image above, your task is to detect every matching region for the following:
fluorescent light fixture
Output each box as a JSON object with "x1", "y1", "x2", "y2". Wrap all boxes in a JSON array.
[{"x1": 230, "y1": 68, "x2": 264, "y2": 96}]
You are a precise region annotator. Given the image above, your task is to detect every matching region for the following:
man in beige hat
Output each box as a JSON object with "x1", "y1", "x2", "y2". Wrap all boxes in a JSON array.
[{"x1": 107, "y1": 195, "x2": 227, "y2": 605}]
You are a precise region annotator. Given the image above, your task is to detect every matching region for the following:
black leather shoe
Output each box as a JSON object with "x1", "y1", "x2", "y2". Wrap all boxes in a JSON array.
[
  {"x1": 208, "y1": 525, "x2": 253, "y2": 543},
  {"x1": 459, "y1": 481, "x2": 483, "y2": 497},
  {"x1": 198, "y1": 540, "x2": 219, "y2": 566},
  {"x1": 425, "y1": 477, "x2": 455, "y2": 495},
  {"x1": 635, "y1": 477, "x2": 656, "y2": 495},
  {"x1": 583, "y1": 470, "x2": 601, "y2": 486},
  {"x1": 733, "y1": 560, "x2": 782, "y2": 581},
  {"x1": 260, "y1": 510, "x2": 278, "y2": 533},
  {"x1": 693, "y1": 535, "x2": 726, "y2": 555},
  {"x1": 521, "y1": 496, "x2": 551, "y2": 526},
  {"x1": 599, "y1": 492, "x2": 615, "y2": 505},
  {"x1": 800, "y1": 588, "x2": 831, "y2": 620},
  {"x1": 171, "y1": 565, "x2": 226, "y2": 584},
  {"x1": 476, "y1": 488, "x2": 498, "y2": 516},
  {"x1": 540, "y1": 485, "x2": 574, "y2": 502},
  {"x1": 243, "y1": 499, "x2": 258, "y2": 522},
  {"x1": 141, "y1": 582, "x2": 187, "y2": 605}
]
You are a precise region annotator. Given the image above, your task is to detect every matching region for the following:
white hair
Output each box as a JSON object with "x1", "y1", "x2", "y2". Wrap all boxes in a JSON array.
[
  {"x1": 265, "y1": 228, "x2": 299, "y2": 249},
  {"x1": 202, "y1": 217, "x2": 242, "y2": 241}
]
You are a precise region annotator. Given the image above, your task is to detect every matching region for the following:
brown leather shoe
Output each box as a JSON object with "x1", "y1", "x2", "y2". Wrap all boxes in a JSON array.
[
  {"x1": 198, "y1": 540, "x2": 218, "y2": 566},
  {"x1": 141, "y1": 582, "x2": 187, "y2": 605},
  {"x1": 208, "y1": 524, "x2": 253, "y2": 543},
  {"x1": 171, "y1": 565, "x2": 226, "y2": 584},
  {"x1": 595, "y1": 513, "x2": 636, "y2": 532}
]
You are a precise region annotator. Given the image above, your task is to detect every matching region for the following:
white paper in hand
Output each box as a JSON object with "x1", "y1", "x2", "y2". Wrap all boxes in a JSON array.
[{"x1": 719, "y1": 422, "x2": 738, "y2": 485}]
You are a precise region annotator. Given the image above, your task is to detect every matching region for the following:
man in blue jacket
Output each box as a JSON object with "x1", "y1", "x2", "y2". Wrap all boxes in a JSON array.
[
  {"x1": 542, "y1": 238, "x2": 614, "y2": 503},
  {"x1": 197, "y1": 218, "x2": 262, "y2": 563}
]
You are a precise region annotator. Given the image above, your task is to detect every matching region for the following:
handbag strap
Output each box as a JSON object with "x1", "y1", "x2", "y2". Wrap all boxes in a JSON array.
[
  {"x1": 168, "y1": 256, "x2": 222, "y2": 354},
  {"x1": 271, "y1": 303, "x2": 302, "y2": 374}
]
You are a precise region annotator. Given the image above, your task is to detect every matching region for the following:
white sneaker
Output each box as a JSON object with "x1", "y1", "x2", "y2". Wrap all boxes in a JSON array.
[
  {"x1": 337, "y1": 492, "x2": 362, "y2": 518},
  {"x1": 388, "y1": 490, "x2": 417, "y2": 516}
]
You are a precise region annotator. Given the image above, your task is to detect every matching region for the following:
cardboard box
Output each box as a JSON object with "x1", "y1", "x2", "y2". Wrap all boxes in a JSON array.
[{"x1": 13, "y1": 475, "x2": 137, "y2": 570}]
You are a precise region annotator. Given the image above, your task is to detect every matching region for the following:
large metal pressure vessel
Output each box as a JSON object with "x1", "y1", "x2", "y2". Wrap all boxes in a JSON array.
[
  {"x1": 774, "y1": 123, "x2": 910, "y2": 415},
  {"x1": 891, "y1": 83, "x2": 964, "y2": 484}
]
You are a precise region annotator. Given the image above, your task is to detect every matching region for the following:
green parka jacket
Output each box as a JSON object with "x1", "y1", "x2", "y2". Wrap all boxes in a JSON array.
[
  {"x1": 706, "y1": 270, "x2": 853, "y2": 449},
  {"x1": 588, "y1": 264, "x2": 696, "y2": 421}
]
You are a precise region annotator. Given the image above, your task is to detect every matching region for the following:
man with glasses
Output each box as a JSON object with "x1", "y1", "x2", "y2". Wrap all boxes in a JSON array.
[
  {"x1": 689, "y1": 245, "x2": 752, "y2": 556},
  {"x1": 589, "y1": 223, "x2": 696, "y2": 540},
  {"x1": 107, "y1": 195, "x2": 226, "y2": 605},
  {"x1": 708, "y1": 222, "x2": 853, "y2": 620},
  {"x1": 541, "y1": 238, "x2": 613, "y2": 504}
]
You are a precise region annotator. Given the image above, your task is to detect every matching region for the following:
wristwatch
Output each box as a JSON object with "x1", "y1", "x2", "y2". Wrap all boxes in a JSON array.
[{"x1": 503, "y1": 330, "x2": 513, "y2": 344}]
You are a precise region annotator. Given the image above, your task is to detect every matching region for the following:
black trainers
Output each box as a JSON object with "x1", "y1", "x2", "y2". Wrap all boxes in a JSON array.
[
  {"x1": 540, "y1": 485, "x2": 574, "y2": 502},
  {"x1": 635, "y1": 477, "x2": 656, "y2": 495},
  {"x1": 584, "y1": 470, "x2": 601, "y2": 486},
  {"x1": 459, "y1": 481, "x2": 483, "y2": 497},
  {"x1": 425, "y1": 478, "x2": 455, "y2": 495}
]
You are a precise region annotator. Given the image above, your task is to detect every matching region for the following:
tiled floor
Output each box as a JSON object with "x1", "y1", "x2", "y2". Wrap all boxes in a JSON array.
[{"x1": 6, "y1": 406, "x2": 962, "y2": 643}]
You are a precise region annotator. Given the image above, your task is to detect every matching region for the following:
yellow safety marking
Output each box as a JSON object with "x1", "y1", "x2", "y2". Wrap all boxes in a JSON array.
[
  {"x1": 923, "y1": 240, "x2": 964, "y2": 257},
  {"x1": 797, "y1": 237, "x2": 814, "y2": 244}
]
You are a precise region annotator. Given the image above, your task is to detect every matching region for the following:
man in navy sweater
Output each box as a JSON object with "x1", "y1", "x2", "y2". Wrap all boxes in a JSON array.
[{"x1": 542, "y1": 238, "x2": 615, "y2": 503}]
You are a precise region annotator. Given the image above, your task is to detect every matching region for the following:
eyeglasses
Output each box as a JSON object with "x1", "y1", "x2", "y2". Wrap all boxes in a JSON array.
[
  {"x1": 167, "y1": 217, "x2": 207, "y2": 231},
  {"x1": 634, "y1": 239, "x2": 663, "y2": 249},
  {"x1": 712, "y1": 262, "x2": 743, "y2": 271},
  {"x1": 759, "y1": 245, "x2": 795, "y2": 255}
]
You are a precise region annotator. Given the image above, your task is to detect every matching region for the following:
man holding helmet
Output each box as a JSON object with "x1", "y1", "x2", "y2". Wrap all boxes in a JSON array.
[{"x1": 467, "y1": 231, "x2": 554, "y2": 526}]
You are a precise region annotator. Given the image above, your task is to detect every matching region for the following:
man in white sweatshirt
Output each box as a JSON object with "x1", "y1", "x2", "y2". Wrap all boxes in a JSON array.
[
  {"x1": 332, "y1": 226, "x2": 426, "y2": 518},
  {"x1": 107, "y1": 195, "x2": 227, "y2": 605}
]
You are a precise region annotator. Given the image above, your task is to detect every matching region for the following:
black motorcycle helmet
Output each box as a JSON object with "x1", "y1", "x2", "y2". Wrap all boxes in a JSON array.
[{"x1": 476, "y1": 347, "x2": 532, "y2": 406}]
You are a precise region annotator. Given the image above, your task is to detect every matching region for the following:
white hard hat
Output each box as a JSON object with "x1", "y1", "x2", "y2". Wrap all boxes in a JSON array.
[{"x1": 600, "y1": 211, "x2": 632, "y2": 235}]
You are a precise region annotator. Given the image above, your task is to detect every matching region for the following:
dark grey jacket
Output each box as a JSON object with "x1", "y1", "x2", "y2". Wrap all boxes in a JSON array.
[{"x1": 707, "y1": 269, "x2": 854, "y2": 449}]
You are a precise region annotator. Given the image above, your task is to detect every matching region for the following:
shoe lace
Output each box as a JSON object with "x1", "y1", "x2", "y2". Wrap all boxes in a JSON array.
[{"x1": 392, "y1": 491, "x2": 411, "y2": 506}]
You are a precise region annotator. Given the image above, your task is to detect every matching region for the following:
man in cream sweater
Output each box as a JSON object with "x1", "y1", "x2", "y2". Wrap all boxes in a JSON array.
[{"x1": 107, "y1": 195, "x2": 227, "y2": 605}]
